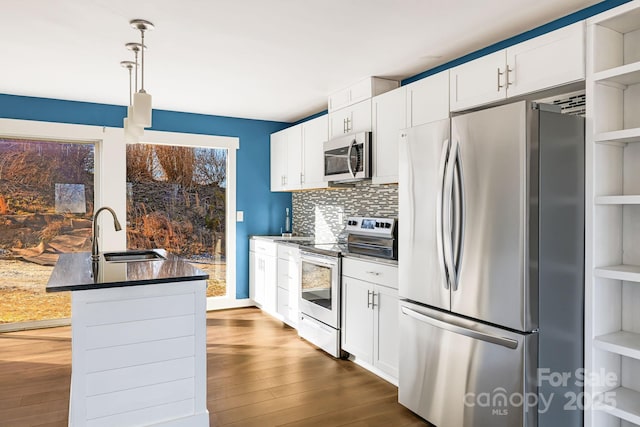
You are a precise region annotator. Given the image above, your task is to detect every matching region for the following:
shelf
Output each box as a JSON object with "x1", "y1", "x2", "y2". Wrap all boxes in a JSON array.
[
  {"x1": 595, "y1": 265, "x2": 640, "y2": 282},
  {"x1": 595, "y1": 128, "x2": 640, "y2": 145},
  {"x1": 594, "y1": 61, "x2": 640, "y2": 87},
  {"x1": 594, "y1": 331, "x2": 640, "y2": 359},
  {"x1": 596, "y1": 195, "x2": 640, "y2": 205},
  {"x1": 597, "y1": 386, "x2": 640, "y2": 425}
]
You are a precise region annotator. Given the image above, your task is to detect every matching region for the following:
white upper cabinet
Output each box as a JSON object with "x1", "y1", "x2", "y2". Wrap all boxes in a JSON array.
[
  {"x1": 328, "y1": 77, "x2": 399, "y2": 112},
  {"x1": 406, "y1": 70, "x2": 450, "y2": 127},
  {"x1": 270, "y1": 130, "x2": 288, "y2": 192},
  {"x1": 371, "y1": 71, "x2": 449, "y2": 184},
  {"x1": 450, "y1": 51, "x2": 507, "y2": 112},
  {"x1": 372, "y1": 87, "x2": 407, "y2": 185},
  {"x1": 301, "y1": 115, "x2": 328, "y2": 190},
  {"x1": 450, "y1": 22, "x2": 585, "y2": 111},
  {"x1": 270, "y1": 125, "x2": 302, "y2": 192},
  {"x1": 287, "y1": 126, "x2": 303, "y2": 189},
  {"x1": 329, "y1": 99, "x2": 373, "y2": 139},
  {"x1": 507, "y1": 21, "x2": 585, "y2": 97},
  {"x1": 270, "y1": 115, "x2": 327, "y2": 192}
]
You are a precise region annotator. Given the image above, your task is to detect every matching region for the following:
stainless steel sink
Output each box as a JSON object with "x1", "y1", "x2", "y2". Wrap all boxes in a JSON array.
[{"x1": 103, "y1": 250, "x2": 165, "y2": 262}]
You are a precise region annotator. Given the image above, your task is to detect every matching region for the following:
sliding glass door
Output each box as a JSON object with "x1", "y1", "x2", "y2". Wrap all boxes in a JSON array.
[{"x1": 126, "y1": 143, "x2": 228, "y2": 298}]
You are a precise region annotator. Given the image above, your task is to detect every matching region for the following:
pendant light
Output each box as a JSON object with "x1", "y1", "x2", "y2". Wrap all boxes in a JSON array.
[
  {"x1": 121, "y1": 60, "x2": 142, "y2": 142},
  {"x1": 130, "y1": 19, "x2": 154, "y2": 128}
]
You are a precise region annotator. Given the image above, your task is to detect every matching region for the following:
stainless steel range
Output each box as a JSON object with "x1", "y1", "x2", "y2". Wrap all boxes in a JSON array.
[{"x1": 297, "y1": 216, "x2": 397, "y2": 358}]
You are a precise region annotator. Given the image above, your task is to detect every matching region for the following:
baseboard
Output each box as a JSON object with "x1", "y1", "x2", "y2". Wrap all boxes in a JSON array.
[
  {"x1": 206, "y1": 297, "x2": 255, "y2": 311},
  {"x1": 349, "y1": 355, "x2": 399, "y2": 387}
]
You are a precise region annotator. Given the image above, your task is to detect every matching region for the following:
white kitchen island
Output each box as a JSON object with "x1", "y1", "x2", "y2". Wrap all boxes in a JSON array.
[{"x1": 47, "y1": 249, "x2": 209, "y2": 427}]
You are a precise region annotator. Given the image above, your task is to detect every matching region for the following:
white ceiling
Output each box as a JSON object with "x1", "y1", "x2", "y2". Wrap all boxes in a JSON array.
[{"x1": 0, "y1": 0, "x2": 599, "y2": 123}]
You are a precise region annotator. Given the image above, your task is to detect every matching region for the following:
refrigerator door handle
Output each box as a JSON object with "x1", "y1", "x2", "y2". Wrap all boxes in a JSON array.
[
  {"x1": 400, "y1": 306, "x2": 519, "y2": 350},
  {"x1": 442, "y1": 138, "x2": 458, "y2": 290},
  {"x1": 436, "y1": 138, "x2": 450, "y2": 290},
  {"x1": 402, "y1": 133, "x2": 416, "y2": 248},
  {"x1": 451, "y1": 141, "x2": 465, "y2": 291}
]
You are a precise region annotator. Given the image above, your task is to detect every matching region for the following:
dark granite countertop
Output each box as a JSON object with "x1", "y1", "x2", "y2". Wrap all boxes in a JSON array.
[{"x1": 46, "y1": 249, "x2": 209, "y2": 292}]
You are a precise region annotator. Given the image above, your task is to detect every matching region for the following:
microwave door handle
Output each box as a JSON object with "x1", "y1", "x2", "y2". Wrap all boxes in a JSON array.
[{"x1": 347, "y1": 139, "x2": 356, "y2": 178}]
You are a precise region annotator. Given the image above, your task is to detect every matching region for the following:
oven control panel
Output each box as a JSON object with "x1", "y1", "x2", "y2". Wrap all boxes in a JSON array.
[{"x1": 345, "y1": 216, "x2": 396, "y2": 236}]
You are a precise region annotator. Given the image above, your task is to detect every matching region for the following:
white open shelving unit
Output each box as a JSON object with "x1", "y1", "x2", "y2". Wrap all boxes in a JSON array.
[{"x1": 587, "y1": 1, "x2": 640, "y2": 426}]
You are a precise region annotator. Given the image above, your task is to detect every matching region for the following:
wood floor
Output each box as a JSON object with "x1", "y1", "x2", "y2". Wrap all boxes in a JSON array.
[{"x1": 0, "y1": 307, "x2": 430, "y2": 426}]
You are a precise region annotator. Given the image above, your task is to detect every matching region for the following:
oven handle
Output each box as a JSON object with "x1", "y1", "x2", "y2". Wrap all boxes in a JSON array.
[{"x1": 300, "y1": 252, "x2": 339, "y2": 267}]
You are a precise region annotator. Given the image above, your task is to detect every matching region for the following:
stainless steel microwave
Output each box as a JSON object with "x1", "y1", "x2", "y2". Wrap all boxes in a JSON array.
[{"x1": 323, "y1": 132, "x2": 371, "y2": 183}]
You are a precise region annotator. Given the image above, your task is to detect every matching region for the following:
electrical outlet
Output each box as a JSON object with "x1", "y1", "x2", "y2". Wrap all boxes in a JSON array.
[{"x1": 236, "y1": 211, "x2": 244, "y2": 222}]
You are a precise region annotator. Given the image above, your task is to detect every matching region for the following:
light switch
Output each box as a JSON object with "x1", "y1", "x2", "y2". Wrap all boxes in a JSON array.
[{"x1": 236, "y1": 211, "x2": 244, "y2": 222}]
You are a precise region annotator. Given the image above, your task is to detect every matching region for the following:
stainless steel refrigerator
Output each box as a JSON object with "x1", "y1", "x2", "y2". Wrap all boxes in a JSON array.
[{"x1": 398, "y1": 101, "x2": 584, "y2": 427}]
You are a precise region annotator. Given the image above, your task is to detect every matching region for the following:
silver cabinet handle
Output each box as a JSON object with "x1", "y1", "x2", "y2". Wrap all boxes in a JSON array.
[
  {"x1": 346, "y1": 117, "x2": 352, "y2": 133},
  {"x1": 506, "y1": 65, "x2": 513, "y2": 87},
  {"x1": 497, "y1": 67, "x2": 504, "y2": 91},
  {"x1": 401, "y1": 306, "x2": 518, "y2": 349},
  {"x1": 367, "y1": 290, "x2": 372, "y2": 308},
  {"x1": 300, "y1": 172, "x2": 304, "y2": 184},
  {"x1": 366, "y1": 271, "x2": 381, "y2": 276},
  {"x1": 343, "y1": 117, "x2": 347, "y2": 133},
  {"x1": 371, "y1": 292, "x2": 378, "y2": 309}
]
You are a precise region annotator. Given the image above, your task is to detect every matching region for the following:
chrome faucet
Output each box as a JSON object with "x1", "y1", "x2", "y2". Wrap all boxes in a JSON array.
[{"x1": 91, "y1": 206, "x2": 123, "y2": 261}]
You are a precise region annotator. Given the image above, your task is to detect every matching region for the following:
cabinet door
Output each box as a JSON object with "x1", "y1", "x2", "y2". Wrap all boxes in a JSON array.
[
  {"x1": 450, "y1": 50, "x2": 507, "y2": 112},
  {"x1": 506, "y1": 22, "x2": 585, "y2": 98},
  {"x1": 285, "y1": 125, "x2": 303, "y2": 190},
  {"x1": 287, "y1": 252, "x2": 300, "y2": 326},
  {"x1": 341, "y1": 277, "x2": 373, "y2": 363},
  {"x1": 329, "y1": 108, "x2": 351, "y2": 139},
  {"x1": 372, "y1": 87, "x2": 406, "y2": 185},
  {"x1": 349, "y1": 99, "x2": 373, "y2": 134},
  {"x1": 406, "y1": 71, "x2": 450, "y2": 127},
  {"x1": 301, "y1": 115, "x2": 328, "y2": 189},
  {"x1": 373, "y1": 284, "x2": 399, "y2": 379},
  {"x1": 263, "y1": 254, "x2": 277, "y2": 313},
  {"x1": 328, "y1": 99, "x2": 372, "y2": 139},
  {"x1": 250, "y1": 252, "x2": 265, "y2": 305},
  {"x1": 270, "y1": 131, "x2": 287, "y2": 191}
]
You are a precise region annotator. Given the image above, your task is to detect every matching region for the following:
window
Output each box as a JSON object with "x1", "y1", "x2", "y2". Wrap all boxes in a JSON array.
[{"x1": 0, "y1": 137, "x2": 94, "y2": 325}]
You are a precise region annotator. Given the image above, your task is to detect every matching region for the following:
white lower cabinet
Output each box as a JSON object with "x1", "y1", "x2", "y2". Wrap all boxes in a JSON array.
[
  {"x1": 341, "y1": 257, "x2": 399, "y2": 382},
  {"x1": 276, "y1": 244, "x2": 301, "y2": 327},
  {"x1": 249, "y1": 239, "x2": 277, "y2": 314}
]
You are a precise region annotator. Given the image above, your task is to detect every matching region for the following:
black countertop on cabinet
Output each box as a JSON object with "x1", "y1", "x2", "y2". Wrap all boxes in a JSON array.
[{"x1": 46, "y1": 249, "x2": 209, "y2": 292}]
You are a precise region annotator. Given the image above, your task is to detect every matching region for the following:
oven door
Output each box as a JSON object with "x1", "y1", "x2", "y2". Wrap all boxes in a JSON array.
[
  {"x1": 299, "y1": 252, "x2": 340, "y2": 329},
  {"x1": 323, "y1": 132, "x2": 371, "y2": 182}
]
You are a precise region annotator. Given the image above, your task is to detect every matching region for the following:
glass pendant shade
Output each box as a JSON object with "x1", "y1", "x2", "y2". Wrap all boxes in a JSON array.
[
  {"x1": 124, "y1": 116, "x2": 143, "y2": 143},
  {"x1": 133, "y1": 91, "x2": 152, "y2": 127},
  {"x1": 124, "y1": 117, "x2": 137, "y2": 143}
]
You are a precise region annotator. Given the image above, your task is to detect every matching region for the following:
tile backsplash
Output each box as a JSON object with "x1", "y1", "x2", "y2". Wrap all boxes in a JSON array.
[{"x1": 292, "y1": 182, "x2": 398, "y2": 242}]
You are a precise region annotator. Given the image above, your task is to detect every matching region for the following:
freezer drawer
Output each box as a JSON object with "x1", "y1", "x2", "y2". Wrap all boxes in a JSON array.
[{"x1": 399, "y1": 301, "x2": 538, "y2": 427}]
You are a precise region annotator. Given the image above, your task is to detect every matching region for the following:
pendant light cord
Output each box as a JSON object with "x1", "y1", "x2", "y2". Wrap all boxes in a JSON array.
[{"x1": 140, "y1": 30, "x2": 146, "y2": 93}]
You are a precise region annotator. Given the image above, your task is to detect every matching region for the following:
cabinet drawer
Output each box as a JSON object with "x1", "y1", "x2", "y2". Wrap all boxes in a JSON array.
[
  {"x1": 342, "y1": 257, "x2": 398, "y2": 289},
  {"x1": 277, "y1": 244, "x2": 300, "y2": 260},
  {"x1": 250, "y1": 239, "x2": 278, "y2": 257}
]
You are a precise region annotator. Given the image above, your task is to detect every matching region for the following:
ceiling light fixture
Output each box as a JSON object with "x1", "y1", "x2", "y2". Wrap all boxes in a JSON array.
[
  {"x1": 121, "y1": 60, "x2": 142, "y2": 143},
  {"x1": 130, "y1": 19, "x2": 154, "y2": 128}
]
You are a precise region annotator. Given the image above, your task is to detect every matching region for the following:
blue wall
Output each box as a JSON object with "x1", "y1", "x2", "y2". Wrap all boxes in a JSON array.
[{"x1": 0, "y1": 93, "x2": 291, "y2": 299}]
